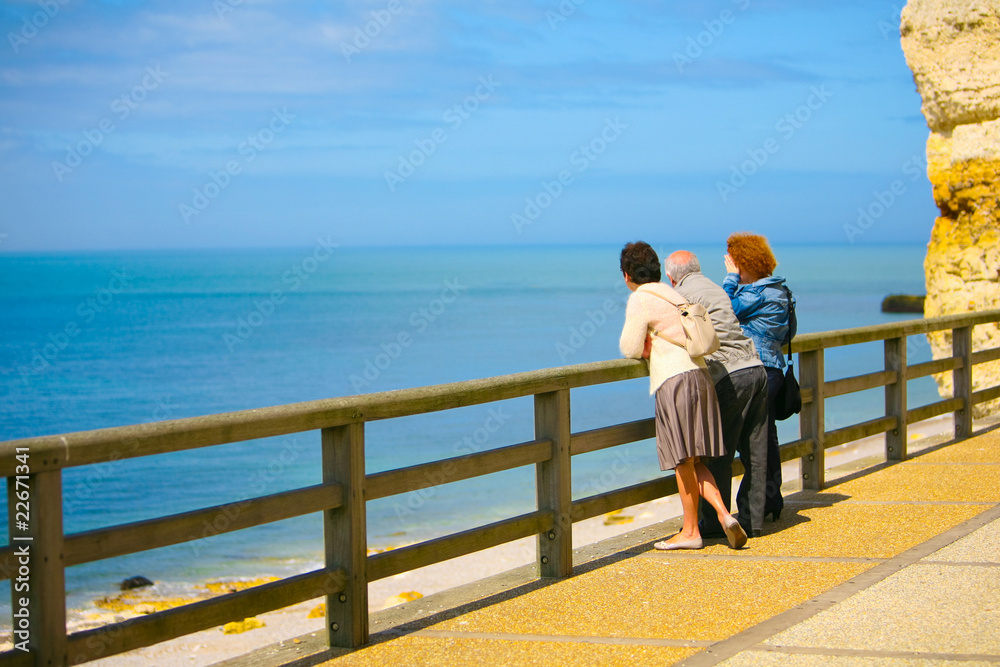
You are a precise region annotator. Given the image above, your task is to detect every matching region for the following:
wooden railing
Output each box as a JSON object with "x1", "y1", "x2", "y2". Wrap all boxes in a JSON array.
[{"x1": 2, "y1": 308, "x2": 999, "y2": 666}]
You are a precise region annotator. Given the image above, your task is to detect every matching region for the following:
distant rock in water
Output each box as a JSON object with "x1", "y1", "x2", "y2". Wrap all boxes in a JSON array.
[
  {"x1": 120, "y1": 576, "x2": 154, "y2": 591},
  {"x1": 882, "y1": 294, "x2": 925, "y2": 314}
]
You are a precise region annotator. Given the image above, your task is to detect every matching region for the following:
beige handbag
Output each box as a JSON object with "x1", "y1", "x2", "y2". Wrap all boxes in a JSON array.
[{"x1": 641, "y1": 288, "x2": 720, "y2": 358}]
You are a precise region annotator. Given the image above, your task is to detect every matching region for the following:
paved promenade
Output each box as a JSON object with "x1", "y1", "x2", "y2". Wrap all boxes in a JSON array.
[{"x1": 229, "y1": 426, "x2": 1000, "y2": 667}]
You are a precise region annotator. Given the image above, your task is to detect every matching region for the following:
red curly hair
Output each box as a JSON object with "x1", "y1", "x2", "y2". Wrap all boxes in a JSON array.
[{"x1": 727, "y1": 232, "x2": 777, "y2": 280}]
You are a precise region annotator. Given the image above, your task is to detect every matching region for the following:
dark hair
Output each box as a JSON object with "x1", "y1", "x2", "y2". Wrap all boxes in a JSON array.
[{"x1": 619, "y1": 241, "x2": 661, "y2": 285}]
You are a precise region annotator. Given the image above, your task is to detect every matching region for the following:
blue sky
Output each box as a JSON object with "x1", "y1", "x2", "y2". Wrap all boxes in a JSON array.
[{"x1": 0, "y1": 0, "x2": 935, "y2": 251}]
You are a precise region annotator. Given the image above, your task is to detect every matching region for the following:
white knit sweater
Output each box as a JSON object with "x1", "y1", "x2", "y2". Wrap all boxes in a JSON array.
[{"x1": 619, "y1": 282, "x2": 705, "y2": 394}]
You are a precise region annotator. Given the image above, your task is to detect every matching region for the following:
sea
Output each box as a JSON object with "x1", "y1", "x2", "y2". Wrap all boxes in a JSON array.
[{"x1": 0, "y1": 243, "x2": 939, "y2": 621}]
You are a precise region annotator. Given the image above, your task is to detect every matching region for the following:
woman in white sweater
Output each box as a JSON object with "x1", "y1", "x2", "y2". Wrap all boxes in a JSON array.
[{"x1": 618, "y1": 242, "x2": 746, "y2": 550}]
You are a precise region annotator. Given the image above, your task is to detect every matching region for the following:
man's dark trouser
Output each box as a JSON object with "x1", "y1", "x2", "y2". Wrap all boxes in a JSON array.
[{"x1": 700, "y1": 365, "x2": 769, "y2": 534}]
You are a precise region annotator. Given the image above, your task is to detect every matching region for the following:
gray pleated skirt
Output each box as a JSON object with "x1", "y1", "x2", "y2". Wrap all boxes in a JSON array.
[{"x1": 653, "y1": 369, "x2": 725, "y2": 470}]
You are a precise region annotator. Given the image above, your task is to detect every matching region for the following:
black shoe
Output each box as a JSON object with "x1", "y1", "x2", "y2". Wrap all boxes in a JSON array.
[{"x1": 752, "y1": 529, "x2": 762, "y2": 538}]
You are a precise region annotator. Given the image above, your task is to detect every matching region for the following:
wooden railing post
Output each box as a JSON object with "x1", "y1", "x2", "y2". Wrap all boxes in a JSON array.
[
  {"x1": 953, "y1": 326, "x2": 973, "y2": 438},
  {"x1": 322, "y1": 423, "x2": 368, "y2": 648},
  {"x1": 885, "y1": 336, "x2": 908, "y2": 461},
  {"x1": 9, "y1": 469, "x2": 66, "y2": 666},
  {"x1": 534, "y1": 389, "x2": 572, "y2": 578},
  {"x1": 799, "y1": 349, "x2": 825, "y2": 490}
]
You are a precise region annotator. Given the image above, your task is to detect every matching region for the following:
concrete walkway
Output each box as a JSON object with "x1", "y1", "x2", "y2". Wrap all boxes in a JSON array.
[{"x1": 226, "y1": 426, "x2": 1000, "y2": 667}]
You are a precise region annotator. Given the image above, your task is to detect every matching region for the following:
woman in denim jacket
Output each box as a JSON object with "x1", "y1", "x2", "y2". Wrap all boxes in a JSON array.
[{"x1": 722, "y1": 233, "x2": 796, "y2": 521}]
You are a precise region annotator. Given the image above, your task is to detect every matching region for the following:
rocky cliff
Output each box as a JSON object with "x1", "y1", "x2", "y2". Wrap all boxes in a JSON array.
[{"x1": 901, "y1": 0, "x2": 1000, "y2": 416}]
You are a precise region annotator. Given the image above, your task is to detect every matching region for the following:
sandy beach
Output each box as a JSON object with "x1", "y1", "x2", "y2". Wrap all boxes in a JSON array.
[{"x1": 15, "y1": 415, "x2": 959, "y2": 667}]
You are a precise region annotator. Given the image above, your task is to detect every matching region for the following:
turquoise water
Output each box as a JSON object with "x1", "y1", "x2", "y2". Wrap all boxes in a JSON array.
[{"x1": 0, "y1": 243, "x2": 938, "y2": 614}]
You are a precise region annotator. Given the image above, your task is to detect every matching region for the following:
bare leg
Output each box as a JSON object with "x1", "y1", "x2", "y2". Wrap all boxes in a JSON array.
[
  {"x1": 695, "y1": 459, "x2": 747, "y2": 548},
  {"x1": 659, "y1": 457, "x2": 701, "y2": 546},
  {"x1": 694, "y1": 460, "x2": 735, "y2": 526}
]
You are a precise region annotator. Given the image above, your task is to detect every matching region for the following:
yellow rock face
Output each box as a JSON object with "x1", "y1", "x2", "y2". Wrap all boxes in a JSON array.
[
  {"x1": 903, "y1": 0, "x2": 1000, "y2": 418},
  {"x1": 923, "y1": 138, "x2": 1000, "y2": 417},
  {"x1": 901, "y1": 1, "x2": 1000, "y2": 133}
]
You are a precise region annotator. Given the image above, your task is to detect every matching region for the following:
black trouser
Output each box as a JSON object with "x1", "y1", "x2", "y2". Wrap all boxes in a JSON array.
[
  {"x1": 700, "y1": 365, "x2": 769, "y2": 533},
  {"x1": 764, "y1": 366, "x2": 786, "y2": 517}
]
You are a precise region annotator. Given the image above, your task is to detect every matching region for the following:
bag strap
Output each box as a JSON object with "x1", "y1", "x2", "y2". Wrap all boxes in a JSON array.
[
  {"x1": 638, "y1": 285, "x2": 683, "y2": 307},
  {"x1": 650, "y1": 328, "x2": 686, "y2": 349},
  {"x1": 783, "y1": 285, "x2": 795, "y2": 364},
  {"x1": 637, "y1": 286, "x2": 687, "y2": 349}
]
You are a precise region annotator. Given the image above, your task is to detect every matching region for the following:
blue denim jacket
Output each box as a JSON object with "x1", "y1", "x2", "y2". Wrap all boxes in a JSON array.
[{"x1": 722, "y1": 273, "x2": 795, "y2": 369}]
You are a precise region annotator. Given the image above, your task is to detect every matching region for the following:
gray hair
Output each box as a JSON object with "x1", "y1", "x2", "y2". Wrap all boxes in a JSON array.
[{"x1": 663, "y1": 250, "x2": 701, "y2": 282}]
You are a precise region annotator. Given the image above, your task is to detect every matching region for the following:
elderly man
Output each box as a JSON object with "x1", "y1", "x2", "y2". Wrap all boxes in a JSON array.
[{"x1": 663, "y1": 250, "x2": 769, "y2": 537}]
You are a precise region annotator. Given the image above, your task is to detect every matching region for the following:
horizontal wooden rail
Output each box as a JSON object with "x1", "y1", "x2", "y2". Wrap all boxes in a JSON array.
[
  {"x1": 0, "y1": 484, "x2": 344, "y2": 582},
  {"x1": 366, "y1": 439, "x2": 551, "y2": 501},
  {"x1": 62, "y1": 568, "x2": 345, "y2": 664},
  {"x1": 0, "y1": 649, "x2": 32, "y2": 667},
  {"x1": 73, "y1": 484, "x2": 342, "y2": 568},
  {"x1": 972, "y1": 347, "x2": 1000, "y2": 365},
  {"x1": 907, "y1": 356, "x2": 963, "y2": 379},
  {"x1": 367, "y1": 511, "x2": 551, "y2": 581},
  {"x1": 824, "y1": 370, "x2": 897, "y2": 398},
  {"x1": 824, "y1": 416, "x2": 898, "y2": 449},
  {"x1": 907, "y1": 397, "x2": 964, "y2": 425},
  {"x1": 0, "y1": 359, "x2": 649, "y2": 477},
  {"x1": 791, "y1": 309, "x2": 1000, "y2": 352},
  {"x1": 8, "y1": 309, "x2": 997, "y2": 478},
  {"x1": 570, "y1": 418, "x2": 655, "y2": 456},
  {"x1": 778, "y1": 438, "x2": 815, "y2": 462},
  {"x1": 973, "y1": 385, "x2": 1000, "y2": 405},
  {"x1": 572, "y1": 477, "x2": 679, "y2": 524}
]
